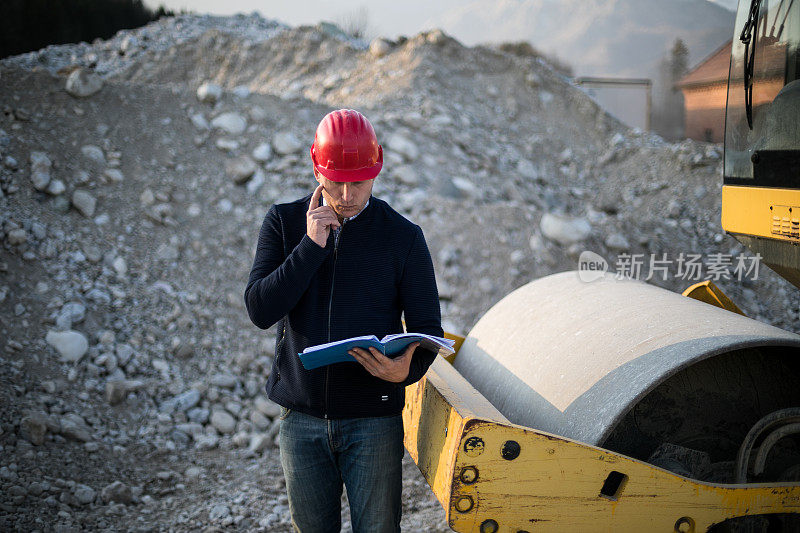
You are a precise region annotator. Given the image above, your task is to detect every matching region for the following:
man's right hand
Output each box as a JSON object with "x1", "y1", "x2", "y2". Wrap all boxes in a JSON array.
[{"x1": 306, "y1": 184, "x2": 340, "y2": 248}]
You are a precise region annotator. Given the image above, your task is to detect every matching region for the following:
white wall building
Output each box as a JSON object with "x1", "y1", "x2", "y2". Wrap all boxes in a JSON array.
[{"x1": 575, "y1": 77, "x2": 652, "y2": 131}]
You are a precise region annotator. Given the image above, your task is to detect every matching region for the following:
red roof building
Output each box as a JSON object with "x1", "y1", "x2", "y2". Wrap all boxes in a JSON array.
[{"x1": 677, "y1": 41, "x2": 732, "y2": 143}]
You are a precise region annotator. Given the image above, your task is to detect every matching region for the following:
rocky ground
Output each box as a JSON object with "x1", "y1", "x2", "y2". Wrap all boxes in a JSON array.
[{"x1": 1, "y1": 12, "x2": 799, "y2": 533}]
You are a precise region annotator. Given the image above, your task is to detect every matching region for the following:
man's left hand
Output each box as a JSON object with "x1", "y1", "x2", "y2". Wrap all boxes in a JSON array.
[{"x1": 348, "y1": 342, "x2": 420, "y2": 383}]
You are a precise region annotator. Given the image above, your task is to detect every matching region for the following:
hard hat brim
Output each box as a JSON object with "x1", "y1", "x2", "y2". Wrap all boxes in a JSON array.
[
  {"x1": 315, "y1": 161, "x2": 382, "y2": 182},
  {"x1": 310, "y1": 145, "x2": 383, "y2": 182}
]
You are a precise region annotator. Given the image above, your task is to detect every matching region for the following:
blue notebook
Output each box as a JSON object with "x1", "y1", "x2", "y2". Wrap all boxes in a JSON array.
[{"x1": 299, "y1": 333, "x2": 455, "y2": 370}]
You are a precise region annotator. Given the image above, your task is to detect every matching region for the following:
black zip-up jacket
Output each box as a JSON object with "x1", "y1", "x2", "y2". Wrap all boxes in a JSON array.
[{"x1": 244, "y1": 193, "x2": 443, "y2": 419}]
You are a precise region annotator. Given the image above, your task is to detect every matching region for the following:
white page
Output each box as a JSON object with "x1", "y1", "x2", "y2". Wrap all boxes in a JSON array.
[{"x1": 301, "y1": 335, "x2": 379, "y2": 353}]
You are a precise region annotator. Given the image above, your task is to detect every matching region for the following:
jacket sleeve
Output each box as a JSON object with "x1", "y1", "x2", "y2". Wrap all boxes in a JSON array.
[
  {"x1": 397, "y1": 225, "x2": 444, "y2": 387},
  {"x1": 244, "y1": 205, "x2": 330, "y2": 330}
]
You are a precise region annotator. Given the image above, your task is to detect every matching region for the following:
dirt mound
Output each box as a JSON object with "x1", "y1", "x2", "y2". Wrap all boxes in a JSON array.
[{"x1": 112, "y1": 23, "x2": 620, "y2": 150}]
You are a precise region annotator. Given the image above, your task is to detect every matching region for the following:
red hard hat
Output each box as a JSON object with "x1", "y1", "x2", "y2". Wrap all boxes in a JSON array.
[{"x1": 310, "y1": 109, "x2": 383, "y2": 182}]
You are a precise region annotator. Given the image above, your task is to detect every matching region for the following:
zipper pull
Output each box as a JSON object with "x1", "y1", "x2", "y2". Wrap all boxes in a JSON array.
[{"x1": 334, "y1": 219, "x2": 346, "y2": 252}]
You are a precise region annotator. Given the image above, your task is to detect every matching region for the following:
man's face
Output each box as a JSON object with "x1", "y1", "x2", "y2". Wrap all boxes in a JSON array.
[{"x1": 315, "y1": 171, "x2": 374, "y2": 220}]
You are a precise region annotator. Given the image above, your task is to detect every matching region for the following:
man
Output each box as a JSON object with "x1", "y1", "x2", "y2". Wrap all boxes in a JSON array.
[{"x1": 244, "y1": 108, "x2": 443, "y2": 532}]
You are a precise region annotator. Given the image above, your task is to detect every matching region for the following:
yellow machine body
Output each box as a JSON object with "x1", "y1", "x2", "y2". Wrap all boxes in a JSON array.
[
  {"x1": 403, "y1": 357, "x2": 800, "y2": 533},
  {"x1": 722, "y1": 186, "x2": 800, "y2": 243},
  {"x1": 402, "y1": 272, "x2": 800, "y2": 532},
  {"x1": 721, "y1": 185, "x2": 800, "y2": 288},
  {"x1": 682, "y1": 280, "x2": 745, "y2": 315}
]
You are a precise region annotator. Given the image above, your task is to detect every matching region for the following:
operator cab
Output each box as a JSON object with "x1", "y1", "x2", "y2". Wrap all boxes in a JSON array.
[{"x1": 722, "y1": 0, "x2": 800, "y2": 287}]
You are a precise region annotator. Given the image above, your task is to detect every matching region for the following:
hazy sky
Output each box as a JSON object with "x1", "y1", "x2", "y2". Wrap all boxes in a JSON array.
[
  {"x1": 143, "y1": 0, "x2": 463, "y2": 39},
  {"x1": 144, "y1": 0, "x2": 740, "y2": 40}
]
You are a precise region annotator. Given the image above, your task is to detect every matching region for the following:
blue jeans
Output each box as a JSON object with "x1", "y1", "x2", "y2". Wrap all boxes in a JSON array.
[{"x1": 278, "y1": 408, "x2": 404, "y2": 533}]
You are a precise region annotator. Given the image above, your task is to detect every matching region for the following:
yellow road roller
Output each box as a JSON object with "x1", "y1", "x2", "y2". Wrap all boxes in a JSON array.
[{"x1": 403, "y1": 1, "x2": 800, "y2": 531}]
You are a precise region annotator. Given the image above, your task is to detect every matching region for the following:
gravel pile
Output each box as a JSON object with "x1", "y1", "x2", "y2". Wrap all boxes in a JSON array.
[
  {"x1": 1, "y1": 13, "x2": 798, "y2": 533},
  {"x1": 5, "y1": 13, "x2": 288, "y2": 77}
]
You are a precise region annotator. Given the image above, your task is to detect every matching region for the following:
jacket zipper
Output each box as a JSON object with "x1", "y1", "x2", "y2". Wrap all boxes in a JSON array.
[
  {"x1": 274, "y1": 321, "x2": 286, "y2": 381},
  {"x1": 324, "y1": 219, "x2": 345, "y2": 419}
]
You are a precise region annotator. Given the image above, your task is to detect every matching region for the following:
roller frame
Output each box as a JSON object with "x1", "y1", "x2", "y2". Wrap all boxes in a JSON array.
[{"x1": 403, "y1": 357, "x2": 800, "y2": 532}]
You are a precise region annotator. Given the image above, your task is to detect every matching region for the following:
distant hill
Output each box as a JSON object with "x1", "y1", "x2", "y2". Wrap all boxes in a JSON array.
[{"x1": 424, "y1": 0, "x2": 735, "y2": 77}]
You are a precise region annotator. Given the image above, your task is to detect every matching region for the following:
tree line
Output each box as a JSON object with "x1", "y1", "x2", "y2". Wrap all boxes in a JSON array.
[
  {"x1": 651, "y1": 38, "x2": 690, "y2": 140},
  {"x1": 1, "y1": 0, "x2": 179, "y2": 60}
]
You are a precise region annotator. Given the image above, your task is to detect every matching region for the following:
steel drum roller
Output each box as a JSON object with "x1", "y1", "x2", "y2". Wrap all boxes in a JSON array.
[{"x1": 454, "y1": 271, "x2": 800, "y2": 478}]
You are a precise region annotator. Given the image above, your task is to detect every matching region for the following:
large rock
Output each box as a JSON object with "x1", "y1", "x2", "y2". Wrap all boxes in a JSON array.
[
  {"x1": 246, "y1": 168, "x2": 265, "y2": 194},
  {"x1": 209, "y1": 504, "x2": 231, "y2": 521},
  {"x1": 155, "y1": 243, "x2": 179, "y2": 262},
  {"x1": 59, "y1": 413, "x2": 92, "y2": 442},
  {"x1": 250, "y1": 410, "x2": 271, "y2": 431},
  {"x1": 452, "y1": 177, "x2": 477, "y2": 196},
  {"x1": 29, "y1": 151, "x2": 52, "y2": 191},
  {"x1": 190, "y1": 113, "x2": 209, "y2": 130},
  {"x1": 174, "y1": 342, "x2": 194, "y2": 359},
  {"x1": 392, "y1": 165, "x2": 419, "y2": 185},
  {"x1": 252, "y1": 142, "x2": 272, "y2": 163},
  {"x1": 176, "y1": 423, "x2": 204, "y2": 438},
  {"x1": 215, "y1": 138, "x2": 239, "y2": 151},
  {"x1": 7, "y1": 229, "x2": 26, "y2": 245},
  {"x1": 195, "y1": 433, "x2": 219, "y2": 450},
  {"x1": 210, "y1": 410, "x2": 236, "y2": 434},
  {"x1": 81, "y1": 145, "x2": 105, "y2": 165},
  {"x1": 116, "y1": 343, "x2": 134, "y2": 366},
  {"x1": 105, "y1": 380, "x2": 128, "y2": 405},
  {"x1": 249, "y1": 105, "x2": 268, "y2": 122},
  {"x1": 100, "y1": 481, "x2": 132, "y2": 505},
  {"x1": 540, "y1": 213, "x2": 592, "y2": 245},
  {"x1": 516, "y1": 158, "x2": 539, "y2": 179},
  {"x1": 95, "y1": 351, "x2": 118, "y2": 372},
  {"x1": 65, "y1": 68, "x2": 103, "y2": 98},
  {"x1": 160, "y1": 389, "x2": 201, "y2": 413},
  {"x1": 232, "y1": 85, "x2": 250, "y2": 98},
  {"x1": 56, "y1": 302, "x2": 86, "y2": 329},
  {"x1": 45, "y1": 330, "x2": 88, "y2": 362},
  {"x1": 254, "y1": 397, "x2": 281, "y2": 418},
  {"x1": 211, "y1": 112, "x2": 247, "y2": 135},
  {"x1": 120, "y1": 35, "x2": 139, "y2": 53},
  {"x1": 73, "y1": 483, "x2": 96, "y2": 505},
  {"x1": 187, "y1": 407, "x2": 209, "y2": 424},
  {"x1": 46, "y1": 179, "x2": 65, "y2": 196},
  {"x1": 605, "y1": 232, "x2": 631, "y2": 252},
  {"x1": 210, "y1": 373, "x2": 237, "y2": 389},
  {"x1": 272, "y1": 132, "x2": 302, "y2": 155},
  {"x1": 27, "y1": 482, "x2": 44, "y2": 496},
  {"x1": 20, "y1": 411, "x2": 49, "y2": 445},
  {"x1": 386, "y1": 133, "x2": 418, "y2": 161},
  {"x1": 426, "y1": 29, "x2": 448, "y2": 44},
  {"x1": 226, "y1": 156, "x2": 257, "y2": 184},
  {"x1": 104, "y1": 169, "x2": 124, "y2": 183},
  {"x1": 248, "y1": 433, "x2": 271, "y2": 453},
  {"x1": 369, "y1": 38, "x2": 392, "y2": 58},
  {"x1": 112, "y1": 256, "x2": 127, "y2": 276},
  {"x1": 233, "y1": 430, "x2": 250, "y2": 448},
  {"x1": 71, "y1": 189, "x2": 96, "y2": 218},
  {"x1": 185, "y1": 466, "x2": 204, "y2": 480},
  {"x1": 197, "y1": 82, "x2": 222, "y2": 104}
]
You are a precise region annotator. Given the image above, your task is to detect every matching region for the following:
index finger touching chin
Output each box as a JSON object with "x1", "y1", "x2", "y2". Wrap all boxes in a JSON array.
[{"x1": 309, "y1": 183, "x2": 324, "y2": 210}]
